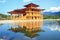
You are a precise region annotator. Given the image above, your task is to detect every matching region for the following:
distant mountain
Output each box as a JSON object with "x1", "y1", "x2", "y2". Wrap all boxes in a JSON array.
[
  {"x1": 43, "y1": 11, "x2": 60, "y2": 19},
  {"x1": 43, "y1": 11, "x2": 60, "y2": 15}
]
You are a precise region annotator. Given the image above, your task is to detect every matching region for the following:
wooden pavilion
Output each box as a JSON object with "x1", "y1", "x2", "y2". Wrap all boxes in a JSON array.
[{"x1": 8, "y1": 3, "x2": 44, "y2": 20}]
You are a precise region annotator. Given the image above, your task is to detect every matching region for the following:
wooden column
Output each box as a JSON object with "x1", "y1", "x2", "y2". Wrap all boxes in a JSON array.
[{"x1": 10, "y1": 14, "x2": 13, "y2": 20}]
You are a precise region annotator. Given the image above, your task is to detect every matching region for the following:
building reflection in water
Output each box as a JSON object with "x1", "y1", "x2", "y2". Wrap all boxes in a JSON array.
[{"x1": 9, "y1": 21, "x2": 44, "y2": 38}]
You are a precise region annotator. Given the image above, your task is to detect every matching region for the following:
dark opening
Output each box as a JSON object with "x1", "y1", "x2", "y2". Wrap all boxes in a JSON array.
[{"x1": 35, "y1": 16, "x2": 37, "y2": 19}]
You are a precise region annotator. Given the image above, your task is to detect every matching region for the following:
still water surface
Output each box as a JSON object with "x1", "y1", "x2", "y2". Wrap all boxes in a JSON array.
[{"x1": 0, "y1": 20, "x2": 60, "y2": 40}]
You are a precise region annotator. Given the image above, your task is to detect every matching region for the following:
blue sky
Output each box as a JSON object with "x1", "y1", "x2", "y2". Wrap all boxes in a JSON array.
[{"x1": 0, "y1": 0, "x2": 60, "y2": 14}]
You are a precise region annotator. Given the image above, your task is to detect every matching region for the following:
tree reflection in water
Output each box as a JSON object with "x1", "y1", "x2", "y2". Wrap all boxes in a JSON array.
[
  {"x1": 9, "y1": 21, "x2": 45, "y2": 38},
  {"x1": 58, "y1": 21, "x2": 60, "y2": 24},
  {"x1": 0, "y1": 24, "x2": 3, "y2": 27}
]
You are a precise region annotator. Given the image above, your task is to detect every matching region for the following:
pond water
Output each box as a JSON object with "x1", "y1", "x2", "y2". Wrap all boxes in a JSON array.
[{"x1": 0, "y1": 20, "x2": 60, "y2": 40}]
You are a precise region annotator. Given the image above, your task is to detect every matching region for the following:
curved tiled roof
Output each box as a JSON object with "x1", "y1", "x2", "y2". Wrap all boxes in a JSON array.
[
  {"x1": 24, "y1": 3, "x2": 39, "y2": 7},
  {"x1": 22, "y1": 8, "x2": 45, "y2": 11},
  {"x1": 8, "y1": 9, "x2": 26, "y2": 14}
]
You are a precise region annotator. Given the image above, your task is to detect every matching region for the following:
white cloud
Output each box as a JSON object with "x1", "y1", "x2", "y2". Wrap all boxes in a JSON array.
[
  {"x1": 48, "y1": 25, "x2": 60, "y2": 31},
  {"x1": 23, "y1": 0, "x2": 33, "y2": 2},
  {"x1": 43, "y1": 7, "x2": 60, "y2": 12},
  {"x1": 0, "y1": 0, "x2": 6, "y2": 3}
]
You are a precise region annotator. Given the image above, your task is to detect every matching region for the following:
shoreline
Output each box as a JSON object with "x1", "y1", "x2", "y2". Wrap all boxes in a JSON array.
[{"x1": 0, "y1": 19, "x2": 60, "y2": 24}]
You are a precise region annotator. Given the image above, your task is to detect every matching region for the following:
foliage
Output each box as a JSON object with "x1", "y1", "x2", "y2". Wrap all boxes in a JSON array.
[
  {"x1": 0, "y1": 13, "x2": 10, "y2": 20},
  {"x1": 43, "y1": 14, "x2": 60, "y2": 19}
]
